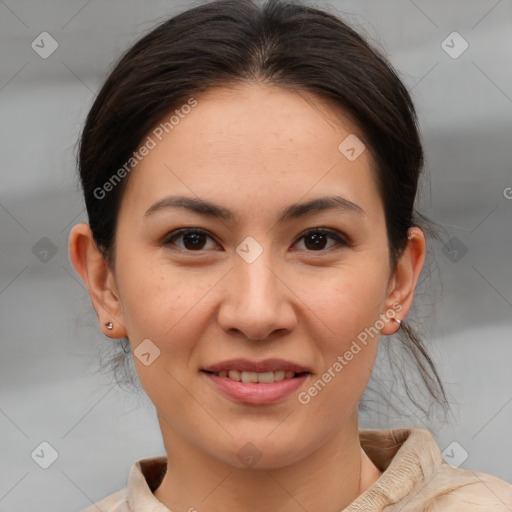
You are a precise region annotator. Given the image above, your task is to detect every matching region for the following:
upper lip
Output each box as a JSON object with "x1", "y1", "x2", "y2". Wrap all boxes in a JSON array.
[{"x1": 202, "y1": 358, "x2": 311, "y2": 373}]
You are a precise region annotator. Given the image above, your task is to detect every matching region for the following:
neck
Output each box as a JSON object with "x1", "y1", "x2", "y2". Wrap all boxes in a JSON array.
[{"x1": 153, "y1": 410, "x2": 383, "y2": 512}]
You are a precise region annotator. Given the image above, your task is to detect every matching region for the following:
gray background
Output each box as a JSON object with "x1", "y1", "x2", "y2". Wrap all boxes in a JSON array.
[{"x1": 1, "y1": 0, "x2": 511, "y2": 510}]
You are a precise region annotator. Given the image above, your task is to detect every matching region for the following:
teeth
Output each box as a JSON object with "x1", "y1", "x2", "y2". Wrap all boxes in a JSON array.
[
  {"x1": 241, "y1": 371, "x2": 258, "y2": 383},
  {"x1": 215, "y1": 370, "x2": 299, "y2": 382},
  {"x1": 256, "y1": 371, "x2": 275, "y2": 383},
  {"x1": 228, "y1": 370, "x2": 241, "y2": 381},
  {"x1": 274, "y1": 370, "x2": 285, "y2": 381}
]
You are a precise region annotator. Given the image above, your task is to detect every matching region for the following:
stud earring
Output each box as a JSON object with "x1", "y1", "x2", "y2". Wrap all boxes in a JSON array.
[{"x1": 105, "y1": 322, "x2": 113, "y2": 330}]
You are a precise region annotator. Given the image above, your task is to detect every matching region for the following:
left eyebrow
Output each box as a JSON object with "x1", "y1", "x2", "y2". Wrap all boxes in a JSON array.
[{"x1": 143, "y1": 194, "x2": 365, "y2": 223}]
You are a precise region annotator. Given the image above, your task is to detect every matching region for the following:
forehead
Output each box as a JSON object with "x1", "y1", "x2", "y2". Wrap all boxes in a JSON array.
[{"x1": 120, "y1": 83, "x2": 382, "y2": 221}]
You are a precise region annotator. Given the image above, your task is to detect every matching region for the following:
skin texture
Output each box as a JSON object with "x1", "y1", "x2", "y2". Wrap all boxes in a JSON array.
[{"x1": 69, "y1": 83, "x2": 426, "y2": 512}]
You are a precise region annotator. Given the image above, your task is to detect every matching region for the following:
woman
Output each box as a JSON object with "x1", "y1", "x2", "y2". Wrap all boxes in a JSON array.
[{"x1": 69, "y1": 0, "x2": 512, "y2": 510}]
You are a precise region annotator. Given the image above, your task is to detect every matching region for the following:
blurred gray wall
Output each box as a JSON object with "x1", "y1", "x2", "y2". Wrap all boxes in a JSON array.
[{"x1": 1, "y1": 0, "x2": 511, "y2": 510}]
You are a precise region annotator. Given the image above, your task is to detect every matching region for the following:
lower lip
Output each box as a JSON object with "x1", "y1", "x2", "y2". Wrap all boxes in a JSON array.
[{"x1": 201, "y1": 371, "x2": 309, "y2": 405}]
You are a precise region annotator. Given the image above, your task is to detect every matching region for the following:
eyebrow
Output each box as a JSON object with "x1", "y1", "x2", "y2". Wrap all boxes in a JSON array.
[{"x1": 143, "y1": 194, "x2": 364, "y2": 223}]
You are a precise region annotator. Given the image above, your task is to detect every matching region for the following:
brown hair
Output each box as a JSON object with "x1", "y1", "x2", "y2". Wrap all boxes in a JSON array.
[{"x1": 76, "y1": 0, "x2": 449, "y2": 421}]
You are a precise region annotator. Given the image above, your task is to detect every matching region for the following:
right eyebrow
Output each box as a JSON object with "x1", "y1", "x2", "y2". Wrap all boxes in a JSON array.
[{"x1": 143, "y1": 194, "x2": 365, "y2": 224}]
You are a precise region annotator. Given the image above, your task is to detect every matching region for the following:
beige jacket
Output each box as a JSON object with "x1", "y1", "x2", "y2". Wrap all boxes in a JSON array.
[{"x1": 82, "y1": 428, "x2": 512, "y2": 511}]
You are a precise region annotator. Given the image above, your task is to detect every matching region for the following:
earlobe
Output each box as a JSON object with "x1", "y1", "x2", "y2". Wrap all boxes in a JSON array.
[
  {"x1": 68, "y1": 223, "x2": 127, "y2": 338},
  {"x1": 380, "y1": 227, "x2": 426, "y2": 335}
]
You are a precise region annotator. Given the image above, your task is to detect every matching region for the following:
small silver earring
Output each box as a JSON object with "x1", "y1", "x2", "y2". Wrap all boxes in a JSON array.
[
  {"x1": 105, "y1": 322, "x2": 113, "y2": 330},
  {"x1": 394, "y1": 318, "x2": 402, "y2": 328}
]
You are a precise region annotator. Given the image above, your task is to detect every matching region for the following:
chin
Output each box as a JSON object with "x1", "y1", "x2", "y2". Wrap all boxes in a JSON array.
[{"x1": 214, "y1": 434, "x2": 311, "y2": 470}]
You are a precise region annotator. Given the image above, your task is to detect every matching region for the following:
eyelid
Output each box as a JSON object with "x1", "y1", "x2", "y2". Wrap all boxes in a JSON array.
[
  {"x1": 296, "y1": 227, "x2": 352, "y2": 249},
  {"x1": 162, "y1": 228, "x2": 218, "y2": 250},
  {"x1": 163, "y1": 226, "x2": 351, "y2": 252}
]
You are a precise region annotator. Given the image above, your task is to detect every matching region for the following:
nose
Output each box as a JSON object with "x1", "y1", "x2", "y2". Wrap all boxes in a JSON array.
[{"x1": 217, "y1": 249, "x2": 297, "y2": 341}]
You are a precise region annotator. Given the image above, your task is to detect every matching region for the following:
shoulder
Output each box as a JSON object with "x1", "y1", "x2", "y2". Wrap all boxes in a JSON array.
[
  {"x1": 77, "y1": 455, "x2": 167, "y2": 512},
  {"x1": 80, "y1": 487, "x2": 129, "y2": 512},
  {"x1": 350, "y1": 428, "x2": 512, "y2": 511},
  {"x1": 397, "y1": 464, "x2": 512, "y2": 511}
]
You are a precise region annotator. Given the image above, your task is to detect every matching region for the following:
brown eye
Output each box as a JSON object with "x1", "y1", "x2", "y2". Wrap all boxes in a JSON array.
[
  {"x1": 163, "y1": 227, "x2": 349, "y2": 254},
  {"x1": 294, "y1": 228, "x2": 349, "y2": 252},
  {"x1": 165, "y1": 229, "x2": 217, "y2": 251}
]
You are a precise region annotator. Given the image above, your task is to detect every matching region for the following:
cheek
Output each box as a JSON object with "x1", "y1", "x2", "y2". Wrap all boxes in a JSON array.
[
  {"x1": 117, "y1": 265, "x2": 205, "y2": 410},
  {"x1": 298, "y1": 279, "x2": 383, "y2": 428},
  {"x1": 115, "y1": 257, "x2": 173, "y2": 339},
  {"x1": 117, "y1": 259, "x2": 216, "y2": 366},
  {"x1": 304, "y1": 261, "x2": 388, "y2": 403},
  {"x1": 306, "y1": 261, "x2": 389, "y2": 342}
]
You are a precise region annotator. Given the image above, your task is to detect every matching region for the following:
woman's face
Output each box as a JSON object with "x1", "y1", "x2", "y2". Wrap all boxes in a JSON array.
[{"x1": 97, "y1": 84, "x2": 415, "y2": 468}]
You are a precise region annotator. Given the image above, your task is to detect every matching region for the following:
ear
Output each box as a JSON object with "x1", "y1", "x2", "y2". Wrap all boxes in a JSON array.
[
  {"x1": 380, "y1": 227, "x2": 426, "y2": 335},
  {"x1": 68, "y1": 223, "x2": 127, "y2": 338}
]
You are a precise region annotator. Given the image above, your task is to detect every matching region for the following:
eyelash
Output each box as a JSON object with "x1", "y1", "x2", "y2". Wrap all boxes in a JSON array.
[{"x1": 163, "y1": 227, "x2": 351, "y2": 254}]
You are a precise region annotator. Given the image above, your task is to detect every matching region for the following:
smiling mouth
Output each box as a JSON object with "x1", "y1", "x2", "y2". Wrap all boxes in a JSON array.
[{"x1": 202, "y1": 370, "x2": 309, "y2": 383}]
